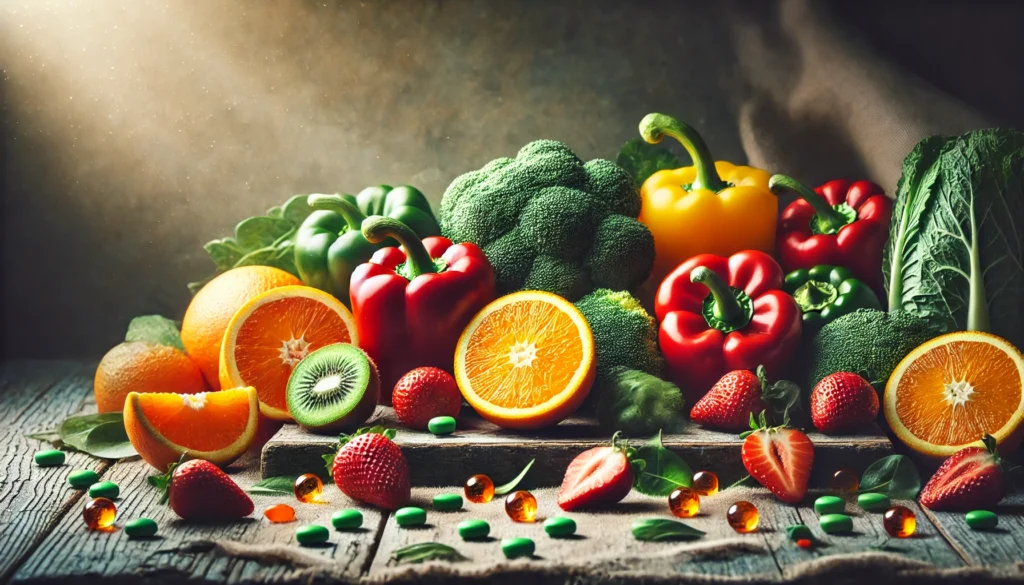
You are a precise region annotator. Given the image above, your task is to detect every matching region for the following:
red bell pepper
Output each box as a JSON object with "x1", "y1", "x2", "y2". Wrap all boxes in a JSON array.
[
  {"x1": 350, "y1": 216, "x2": 495, "y2": 401},
  {"x1": 769, "y1": 175, "x2": 892, "y2": 298},
  {"x1": 654, "y1": 250, "x2": 802, "y2": 403}
]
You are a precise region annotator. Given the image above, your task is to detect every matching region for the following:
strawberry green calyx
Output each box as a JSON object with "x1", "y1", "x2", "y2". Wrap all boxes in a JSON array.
[
  {"x1": 147, "y1": 455, "x2": 187, "y2": 504},
  {"x1": 756, "y1": 365, "x2": 803, "y2": 425}
]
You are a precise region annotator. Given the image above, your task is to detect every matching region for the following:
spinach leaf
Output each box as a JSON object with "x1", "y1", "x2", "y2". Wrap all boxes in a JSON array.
[
  {"x1": 885, "y1": 129, "x2": 1024, "y2": 348},
  {"x1": 189, "y1": 195, "x2": 314, "y2": 294},
  {"x1": 616, "y1": 138, "x2": 681, "y2": 187},
  {"x1": 392, "y1": 542, "x2": 464, "y2": 563},
  {"x1": 125, "y1": 315, "x2": 184, "y2": 351},
  {"x1": 58, "y1": 413, "x2": 137, "y2": 459},
  {"x1": 632, "y1": 431, "x2": 693, "y2": 496},
  {"x1": 632, "y1": 518, "x2": 705, "y2": 541},
  {"x1": 247, "y1": 476, "x2": 298, "y2": 495},
  {"x1": 859, "y1": 455, "x2": 921, "y2": 499},
  {"x1": 494, "y1": 459, "x2": 535, "y2": 496}
]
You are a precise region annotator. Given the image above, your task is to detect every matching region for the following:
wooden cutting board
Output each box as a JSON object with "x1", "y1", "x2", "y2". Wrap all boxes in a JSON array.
[{"x1": 262, "y1": 406, "x2": 893, "y2": 487}]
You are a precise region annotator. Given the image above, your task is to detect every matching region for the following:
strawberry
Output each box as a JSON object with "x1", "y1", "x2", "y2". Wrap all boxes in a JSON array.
[
  {"x1": 392, "y1": 367, "x2": 462, "y2": 430},
  {"x1": 330, "y1": 427, "x2": 410, "y2": 510},
  {"x1": 148, "y1": 459, "x2": 254, "y2": 520},
  {"x1": 690, "y1": 366, "x2": 801, "y2": 431},
  {"x1": 557, "y1": 433, "x2": 634, "y2": 511},
  {"x1": 919, "y1": 435, "x2": 1005, "y2": 511},
  {"x1": 810, "y1": 372, "x2": 878, "y2": 433},
  {"x1": 741, "y1": 413, "x2": 814, "y2": 504}
]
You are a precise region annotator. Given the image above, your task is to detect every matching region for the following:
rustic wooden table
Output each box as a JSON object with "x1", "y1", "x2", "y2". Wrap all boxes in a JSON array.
[{"x1": 2, "y1": 360, "x2": 1023, "y2": 585}]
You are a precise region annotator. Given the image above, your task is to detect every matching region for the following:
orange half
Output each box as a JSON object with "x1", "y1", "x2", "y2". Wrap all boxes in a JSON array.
[
  {"x1": 884, "y1": 331, "x2": 1024, "y2": 457},
  {"x1": 454, "y1": 290, "x2": 595, "y2": 429},
  {"x1": 124, "y1": 386, "x2": 259, "y2": 471},
  {"x1": 219, "y1": 285, "x2": 357, "y2": 420}
]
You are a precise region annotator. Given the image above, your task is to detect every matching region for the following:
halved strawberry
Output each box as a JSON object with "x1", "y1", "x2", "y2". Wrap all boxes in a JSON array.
[
  {"x1": 919, "y1": 435, "x2": 1005, "y2": 511},
  {"x1": 557, "y1": 433, "x2": 634, "y2": 511},
  {"x1": 741, "y1": 413, "x2": 814, "y2": 504}
]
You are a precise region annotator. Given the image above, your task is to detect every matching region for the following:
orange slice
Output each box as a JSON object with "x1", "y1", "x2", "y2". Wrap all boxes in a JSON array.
[
  {"x1": 454, "y1": 290, "x2": 595, "y2": 429},
  {"x1": 124, "y1": 386, "x2": 259, "y2": 471},
  {"x1": 884, "y1": 331, "x2": 1024, "y2": 457},
  {"x1": 219, "y1": 285, "x2": 357, "y2": 420}
]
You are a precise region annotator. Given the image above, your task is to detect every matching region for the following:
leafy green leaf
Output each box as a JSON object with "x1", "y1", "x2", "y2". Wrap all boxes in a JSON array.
[
  {"x1": 247, "y1": 476, "x2": 297, "y2": 495},
  {"x1": 632, "y1": 431, "x2": 693, "y2": 496},
  {"x1": 494, "y1": 459, "x2": 535, "y2": 496},
  {"x1": 725, "y1": 474, "x2": 757, "y2": 490},
  {"x1": 391, "y1": 542, "x2": 464, "y2": 563},
  {"x1": 26, "y1": 430, "x2": 61, "y2": 444},
  {"x1": 859, "y1": 455, "x2": 921, "y2": 499},
  {"x1": 616, "y1": 138, "x2": 682, "y2": 187},
  {"x1": 60, "y1": 413, "x2": 123, "y2": 451},
  {"x1": 190, "y1": 195, "x2": 316, "y2": 294},
  {"x1": 125, "y1": 315, "x2": 184, "y2": 351},
  {"x1": 58, "y1": 413, "x2": 136, "y2": 459},
  {"x1": 884, "y1": 129, "x2": 1024, "y2": 347},
  {"x1": 631, "y1": 518, "x2": 705, "y2": 541},
  {"x1": 83, "y1": 422, "x2": 137, "y2": 459}
]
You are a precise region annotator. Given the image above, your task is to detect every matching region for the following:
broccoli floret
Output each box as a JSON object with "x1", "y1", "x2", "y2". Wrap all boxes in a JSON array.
[
  {"x1": 439, "y1": 139, "x2": 654, "y2": 300},
  {"x1": 805, "y1": 309, "x2": 936, "y2": 392},
  {"x1": 596, "y1": 368, "x2": 684, "y2": 436},
  {"x1": 575, "y1": 288, "x2": 663, "y2": 381},
  {"x1": 585, "y1": 215, "x2": 655, "y2": 291}
]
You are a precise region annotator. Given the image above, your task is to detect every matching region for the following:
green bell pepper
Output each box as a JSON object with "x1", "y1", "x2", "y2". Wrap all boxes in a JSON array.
[
  {"x1": 783, "y1": 265, "x2": 881, "y2": 336},
  {"x1": 294, "y1": 185, "x2": 440, "y2": 306}
]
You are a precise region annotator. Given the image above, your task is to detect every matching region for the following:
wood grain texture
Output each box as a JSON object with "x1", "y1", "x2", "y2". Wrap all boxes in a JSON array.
[
  {"x1": 0, "y1": 360, "x2": 109, "y2": 583},
  {"x1": 921, "y1": 492, "x2": 1024, "y2": 567},
  {"x1": 263, "y1": 407, "x2": 893, "y2": 487},
  {"x1": 12, "y1": 456, "x2": 386, "y2": 584}
]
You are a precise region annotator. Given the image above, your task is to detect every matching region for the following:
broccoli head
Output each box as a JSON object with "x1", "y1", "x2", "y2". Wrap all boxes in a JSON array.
[
  {"x1": 805, "y1": 309, "x2": 936, "y2": 392},
  {"x1": 439, "y1": 140, "x2": 655, "y2": 299},
  {"x1": 575, "y1": 288, "x2": 663, "y2": 381}
]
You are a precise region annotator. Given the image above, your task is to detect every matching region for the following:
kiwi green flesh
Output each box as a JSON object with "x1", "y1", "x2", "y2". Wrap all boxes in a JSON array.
[{"x1": 287, "y1": 343, "x2": 379, "y2": 434}]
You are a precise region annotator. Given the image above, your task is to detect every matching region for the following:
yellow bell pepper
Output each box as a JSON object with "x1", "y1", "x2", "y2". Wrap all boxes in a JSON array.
[{"x1": 638, "y1": 113, "x2": 776, "y2": 285}]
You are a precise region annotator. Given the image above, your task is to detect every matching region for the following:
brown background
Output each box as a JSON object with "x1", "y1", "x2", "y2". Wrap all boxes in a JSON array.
[{"x1": 2, "y1": 0, "x2": 1022, "y2": 359}]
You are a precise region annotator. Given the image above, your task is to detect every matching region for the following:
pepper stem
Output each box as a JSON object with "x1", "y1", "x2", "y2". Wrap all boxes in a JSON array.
[
  {"x1": 361, "y1": 216, "x2": 436, "y2": 279},
  {"x1": 768, "y1": 175, "x2": 851, "y2": 234},
  {"x1": 308, "y1": 194, "x2": 367, "y2": 231},
  {"x1": 691, "y1": 267, "x2": 752, "y2": 331},
  {"x1": 639, "y1": 113, "x2": 726, "y2": 192}
]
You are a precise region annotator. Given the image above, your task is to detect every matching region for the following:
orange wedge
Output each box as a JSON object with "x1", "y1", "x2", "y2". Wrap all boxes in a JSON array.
[
  {"x1": 124, "y1": 386, "x2": 259, "y2": 471},
  {"x1": 219, "y1": 285, "x2": 357, "y2": 420},
  {"x1": 454, "y1": 290, "x2": 595, "y2": 429},
  {"x1": 884, "y1": 331, "x2": 1024, "y2": 457}
]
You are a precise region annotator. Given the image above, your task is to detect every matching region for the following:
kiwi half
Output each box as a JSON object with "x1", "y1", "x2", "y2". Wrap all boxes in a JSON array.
[{"x1": 286, "y1": 343, "x2": 379, "y2": 434}]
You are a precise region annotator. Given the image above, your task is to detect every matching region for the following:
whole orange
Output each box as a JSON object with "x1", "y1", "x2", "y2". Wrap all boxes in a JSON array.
[
  {"x1": 94, "y1": 341, "x2": 208, "y2": 413},
  {"x1": 181, "y1": 266, "x2": 301, "y2": 389}
]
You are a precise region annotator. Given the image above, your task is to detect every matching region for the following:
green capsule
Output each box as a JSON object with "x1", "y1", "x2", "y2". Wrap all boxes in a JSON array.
[
  {"x1": 395, "y1": 507, "x2": 427, "y2": 527},
  {"x1": 296, "y1": 524, "x2": 330, "y2": 545},
  {"x1": 857, "y1": 492, "x2": 891, "y2": 512},
  {"x1": 786, "y1": 524, "x2": 813, "y2": 541},
  {"x1": 427, "y1": 416, "x2": 456, "y2": 435},
  {"x1": 543, "y1": 516, "x2": 576, "y2": 537},
  {"x1": 89, "y1": 481, "x2": 120, "y2": 500},
  {"x1": 501, "y1": 537, "x2": 535, "y2": 559},
  {"x1": 814, "y1": 495, "x2": 845, "y2": 515},
  {"x1": 432, "y1": 493, "x2": 463, "y2": 511},
  {"x1": 819, "y1": 513, "x2": 853, "y2": 534},
  {"x1": 68, "y1": 470, "x2": 99, "y2": 489},
  {"x1": 34, "y1": 449, "x2": 65, "y2": 467},
  {"x1": 331, "y1": 509, "x2": 363, "y2": 530},
  {"x1": 965, "y1": 510, "x2": 998, "y2": 530},
  {"x1": 457, "y1": 519, "x2": 490, "y2": 540},
  {"x1": 124, "y1": 518, "x2": 158, "y2": 538}
]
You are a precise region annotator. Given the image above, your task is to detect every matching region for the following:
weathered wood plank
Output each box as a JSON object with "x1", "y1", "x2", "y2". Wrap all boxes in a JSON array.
[
  {"x1": 12, "y1": 455, "x2": 386, "y2": 584},
  {"x1": 263, "y1": 408, "x2": 893, "y2": 487},
  {"x1": 776, "y1": 495, "x2": 962, "y2": 575},
  {"x1": 369, "y1": 487, "x2": 782, "y2": 579},
  {"x1": 0, "y1": 360, "x2": 107, "y2": 583},
  {"x1": 922, "y1": 492, "x2": 1024, "y2": 566}
]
